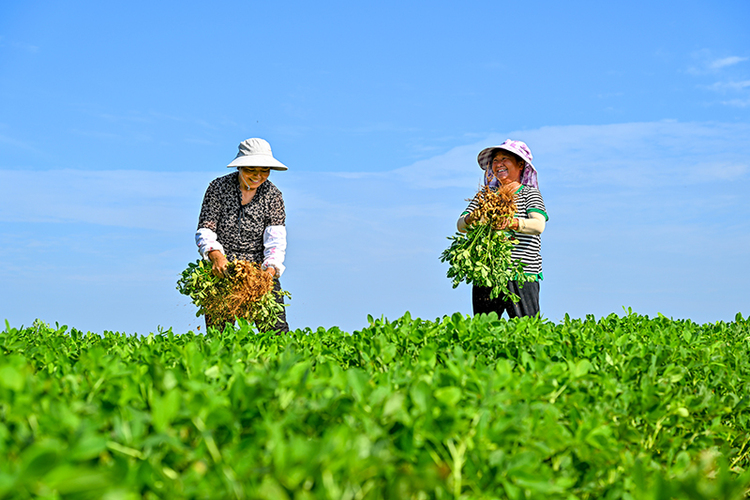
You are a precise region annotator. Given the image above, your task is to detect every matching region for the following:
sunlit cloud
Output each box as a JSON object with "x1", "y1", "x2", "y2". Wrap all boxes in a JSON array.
[
  {"x1": 3, "y1": 120, "x2": 750, "y2": 332},
  {"x1": 0, "y1": 133, "x2": 41, "y2": 153},
  {"x1": 707, "y1": 80, "x2": 750, "y2": 92},
  {"x1": 3, "y1": 121, "x2": 749, "y2": 233},
  {"x1": 721, "y1": 98, "x2": 750, "y2": 108},
  {"x1": 713, "y1": 162, "x2": 749, "y2": 179},
  {"x1": 702, "y1": 79, "x2": 750, "y2": 107},
  {"x1": 0, "y1": 169, "x2": 213, "y2": 231},
  {"x1": 688, "y1": 50, "x2": 748, "y2": 74},
  {"x1": 393, "y1": 121, "x2": 750, "y2": 190},
  {"x1": 710, "y1": 56, "x2": 748, "y2": 70}
]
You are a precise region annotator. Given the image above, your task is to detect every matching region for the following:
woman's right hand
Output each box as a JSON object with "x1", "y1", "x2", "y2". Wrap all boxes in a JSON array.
[{"x1": 208, "y1": 250, "x2": 229, "y2": 277}]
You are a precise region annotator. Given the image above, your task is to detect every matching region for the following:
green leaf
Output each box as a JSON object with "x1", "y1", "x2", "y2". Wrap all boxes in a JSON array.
[
  {"x1": 434, "y1": 386, "x2": 461, "y2": 406},
  {"x1": 569, "y1": 359, "x2": 592, "y2": 378},
  {"x1": 68, "y1": 434, "x2": 108, "y2": 462},
  {"x1": 152, "y1": 389, "x2": 182, "y2": 432},
  {"x1": 0, "y1": 365, "x2": 24, "y2": 391}
]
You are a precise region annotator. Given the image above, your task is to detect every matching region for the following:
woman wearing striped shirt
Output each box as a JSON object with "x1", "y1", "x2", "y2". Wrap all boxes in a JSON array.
[{"x1": 457, "y1": 140, "x2": 548, "y2": 318}]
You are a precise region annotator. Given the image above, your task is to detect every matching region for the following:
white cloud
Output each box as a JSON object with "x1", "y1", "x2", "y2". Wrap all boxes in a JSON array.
[
  {"x1": 0, "y1": 169, "x2": 214, "y2": 231},
  {"x1": 688, "y1": 51, "x2": 748, "y2": 75},
  {"x1": 392, "y1": 121, "x2": 750, "y2": 190},
  {"x1": 2, "y1": 120, "x2": 750, "y2": 333},
  {"x1": 0, "y1": 133, "x2": 43, "y2": 153},
  {"x1": 270, "y1": 121, "x2": 750, "y2": 328},
  {"x1": 711, "y1": 162, "x2": 748, "y2": 180},
  {"x1": 688, "y1": 52, "x2": 749, "y2": 107},
  {"x1": 710, "y1": 56, "x2": 748, "y2": 70},
  {"x1": 721, "y1": 98, "x2": 750, "y2": 108},
  {"x1": 5, "y1": 120, "x2": 748, "y2": 230},
  {"x1": 702, "y1": 80, "x2": 750, "y2": 108},
  {"x1": 707, "y1": 80, "x2": 750, "y2": 92}
]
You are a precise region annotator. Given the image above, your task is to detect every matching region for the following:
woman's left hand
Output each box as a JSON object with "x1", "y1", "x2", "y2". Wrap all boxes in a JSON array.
[{"x1": 496, "y1": 218, "x2": 520, "y2": 231}]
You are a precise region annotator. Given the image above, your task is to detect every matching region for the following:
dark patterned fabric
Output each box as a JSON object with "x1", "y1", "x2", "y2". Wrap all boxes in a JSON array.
[{"x1": 197, "y1": 172, "x2": 285, "y2": 263}]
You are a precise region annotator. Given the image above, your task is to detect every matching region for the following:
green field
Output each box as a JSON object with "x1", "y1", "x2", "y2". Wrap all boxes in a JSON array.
[{"x1": 1, "y1": 312, "x2": 749, "y2": 499}]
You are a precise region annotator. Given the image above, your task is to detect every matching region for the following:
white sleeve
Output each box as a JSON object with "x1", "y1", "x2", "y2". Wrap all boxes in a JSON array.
[
  {"x1": 261, "y1": 225, "x2": 287, "y2": 277},
  {"x1": 195, "y1": 228, "x2": 225, "y2": 260},
  {"x1": 516, "y1": 212, "x2": 546, "y2": 235},
  {"x1": 457, "y1": 214, "x2": 470, "y2": 233}
]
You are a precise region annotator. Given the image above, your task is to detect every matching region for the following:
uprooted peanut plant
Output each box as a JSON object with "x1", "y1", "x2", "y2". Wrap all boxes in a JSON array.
[
  {"x1": 177, "y1": 259, "x2": 289, "y2": 331},
  {"x1": 441, "y1": 184, "x2": 534, "y2": 302}
]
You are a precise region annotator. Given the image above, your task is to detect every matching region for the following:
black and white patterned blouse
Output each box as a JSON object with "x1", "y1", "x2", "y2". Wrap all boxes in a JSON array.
[{"x1": 197, "y1": 172, "x2": 285, "y2": 264}]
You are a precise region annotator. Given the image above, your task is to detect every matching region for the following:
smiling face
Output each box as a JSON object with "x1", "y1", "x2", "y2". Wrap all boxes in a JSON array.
[
  {"x1": 238, "y1": 167, "x2": 271, "y2": 190},
  {"x1": 491, "y1": 150, "x2": 524, "y2": 185}
]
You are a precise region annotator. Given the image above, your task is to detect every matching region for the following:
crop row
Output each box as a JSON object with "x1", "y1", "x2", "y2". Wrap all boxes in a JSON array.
[{"x1": 1, "y1": 311, "x2": 749, "y2": 499}]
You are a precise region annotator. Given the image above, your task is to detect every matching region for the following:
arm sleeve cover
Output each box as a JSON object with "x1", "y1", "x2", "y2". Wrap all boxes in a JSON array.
[
  {"x1": 517, "y1": 212, "x2": 546, "y2": 235},
  {"x1": 262, "y1": 225, "x2": 287, "y2": 277},
  {"x1": 457, "y1": 214, "x2": 470, "y2": 233},
  {"x1": 195, "y1": 228, "x2": 225, "y2": 260}
]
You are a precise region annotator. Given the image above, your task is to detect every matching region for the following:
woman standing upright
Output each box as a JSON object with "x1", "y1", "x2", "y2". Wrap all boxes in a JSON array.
[
  {"x1": 457, "y1": 139, "x2": 548, "y2": 318},
  {"x1": 195, "y1": 138, "x2": 290, "y2": 332}
]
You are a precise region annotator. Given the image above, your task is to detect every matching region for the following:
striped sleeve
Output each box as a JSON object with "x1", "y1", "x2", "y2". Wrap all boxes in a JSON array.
[
  {"x1": 461, "y1": 193, "x2": 481, "y2": 216},
  {"x1": 522, "y1": 187, "x2": 548, "y2": 221},
  {"x1": 510, "y1": 187, "x2": 546, "y2": 276}
]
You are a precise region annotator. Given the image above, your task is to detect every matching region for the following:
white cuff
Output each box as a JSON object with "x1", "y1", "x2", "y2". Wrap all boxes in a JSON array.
[
  {"x1": 262, "y1": 225, "x2": 287, "y2": 277},
  {"x1": 457, "y1": 214, "x2": 470, "y2": 233},
  {"x1": 195, "y1": 228, "x2": 225, "y2": 260}
]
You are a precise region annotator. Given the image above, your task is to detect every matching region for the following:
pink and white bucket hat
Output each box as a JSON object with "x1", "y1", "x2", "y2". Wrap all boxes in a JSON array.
[{"x1": 477, "y1": 139, "x2": 538, "y2": 188}]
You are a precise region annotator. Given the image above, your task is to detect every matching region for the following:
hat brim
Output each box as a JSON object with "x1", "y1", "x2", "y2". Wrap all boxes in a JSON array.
[
  {"x1": 227, "y1": 154, "x2": 288, "y2": 171},
  {"x1": 477, "y1": 146, "x2": 534, "y2": 171}
]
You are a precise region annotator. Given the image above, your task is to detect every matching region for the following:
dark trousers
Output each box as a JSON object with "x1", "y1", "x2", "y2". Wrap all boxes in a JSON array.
[
  {"x1": 270, "y1": 279, "x2": 290, "y2": 333},
  {"x1": 205, "y1": 279, "x2": 289, "y2": 333},
  {"x1": 472, "y1": 280, "x2": 540, "y2": 319}
]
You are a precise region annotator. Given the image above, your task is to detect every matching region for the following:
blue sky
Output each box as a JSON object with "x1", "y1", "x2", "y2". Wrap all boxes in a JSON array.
[{"x1": 1, "y1": 0, "x2": 748, "y2": 334}]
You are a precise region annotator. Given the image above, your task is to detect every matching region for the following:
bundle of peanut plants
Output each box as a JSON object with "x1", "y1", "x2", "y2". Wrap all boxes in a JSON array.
[
  {"x1": 441, "y1": 184, "x2": 534, "y2": 302},
  {"x1": 177, "y1": 259, "x2": 288, "y2": 331}
]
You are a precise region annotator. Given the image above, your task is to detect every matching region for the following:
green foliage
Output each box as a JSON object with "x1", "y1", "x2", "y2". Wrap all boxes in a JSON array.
[
  {"x1": 176, "y1": 259, "x2": 231, "y2": 316},
  {"x1": 1, "y1": 312, "x2": 750, "y2": 499},
  {"x1": 440, "y1": 223, "x2": 534, "y2": 302}
]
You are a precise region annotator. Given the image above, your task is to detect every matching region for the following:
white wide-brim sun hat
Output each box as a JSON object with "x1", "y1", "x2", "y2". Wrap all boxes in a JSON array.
[{"x1": 227, "y1": 138, "x2": 288, "y2": 171}]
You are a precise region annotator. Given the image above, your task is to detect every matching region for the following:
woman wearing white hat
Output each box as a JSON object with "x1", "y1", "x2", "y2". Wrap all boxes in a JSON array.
[
  {"x1": 457, "y1": 139, "x2": 549, "y2": 318},
  {"x1": 195, "y1": 138, "x2": 290, "y2": 332}
]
